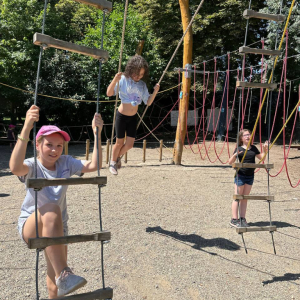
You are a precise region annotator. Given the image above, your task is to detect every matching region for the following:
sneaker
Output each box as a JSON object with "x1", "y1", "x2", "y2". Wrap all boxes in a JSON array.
[
  {"x1": 230, "y1": 218, "x2": 241, "y2": 228},
  {"x1": 56, "y1": 267, "x2": 87, "y2": 297},
  {"x1": 116, "y1": 157, "x2": 122, "y2": 169},
  {"x1": 241, "y1": 217, "x2": 249, "y2": 227},
  {"x1": 109, "y1": 163, "x2": 118, "y2": 175}
]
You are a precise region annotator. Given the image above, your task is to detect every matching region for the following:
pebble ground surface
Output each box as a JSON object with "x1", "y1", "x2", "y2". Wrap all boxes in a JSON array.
[{"x1": 0, "y1": 141, "x2": 300, "y2": 300}]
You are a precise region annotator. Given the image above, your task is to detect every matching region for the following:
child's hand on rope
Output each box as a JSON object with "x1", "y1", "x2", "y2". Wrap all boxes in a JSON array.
[
  {"x1": 114, "y1": 72, "x2": 123, "y2": 82},
  {"x1": 263, "y1": 141, "x2": 269, "y2": 152},
  {"x1": 92, "y1": 113, "x2": 103, "y2": 137},
  {"x1": 24, "y1": 105, "x2": 39, "y2": 130},
  {"x1": 153, "y1": 83, "x2": 160, "y2": 94}
]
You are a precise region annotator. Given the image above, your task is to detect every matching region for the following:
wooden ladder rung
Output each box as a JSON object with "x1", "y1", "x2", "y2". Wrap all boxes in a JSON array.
[
  {"x1": 28, "y1": 231, "x2": 111, "y2": 249},
  {"x1": 243, "y1": 9, "x2": 285, "y2": 22},
  {"x1": 33, "y1": 33, "x2": 109, "y2": 61},
  {"x1": 41, "y1": 287, "x2": 113, "y2": 300},
  {"x1": 232, "y1": 162, "x2": 274, "y2": 169},
  {"x1": 72, "y1": 0, "x2": 112, "y2": 11},
  {"x1": 237, "y1": 226, "x2": 276, "y2": 234},
  {"x1": 239, "y1": 46, "x2": 281, "y2": 56},
  {"x1": 233, "y1": 195, "x2": 275, "y2": 201},
  {"x1": 236, "y1": 81, "x2": 277, "y2": 90},
  {"x1": 26, "y1": 176, "x2": 107, "y2": 189}
]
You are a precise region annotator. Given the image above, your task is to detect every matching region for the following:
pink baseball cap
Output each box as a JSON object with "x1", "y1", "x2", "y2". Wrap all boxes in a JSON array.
[
  {"x1": 9, "y1": 124, "x2": 16, "y2": 128},
  {"x1": 36, "y1": 125, "x2": 70, "y2": 141}
]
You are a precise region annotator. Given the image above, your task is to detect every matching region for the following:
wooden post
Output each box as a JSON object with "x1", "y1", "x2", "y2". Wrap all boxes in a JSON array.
[
  {"x1": 135, "y1": 40, "x2": 144, "y2": 56},
  {"x1": 159, "y1": 140, "x2": 163, "y2": 162},
  {"x1": 173, "y1": 0, "x2": 193, "y2": 165},
  {"x1": 106, "y1": 139, "x2": 110, "y2": 164},
  {"x1": 143, "y1": 140, "x2": 146, "y2": 162},
  {"x1": 64, "y1": 142, "x2": 69, "y2": 155},
  {"x1": 85, "y1": 139, "x2": 90, "y2": 160}
]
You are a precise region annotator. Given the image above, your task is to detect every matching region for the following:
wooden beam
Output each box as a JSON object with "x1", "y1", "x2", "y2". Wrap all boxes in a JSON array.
[
  {"x1": 233, "y1": 195, "x2": 274, "y2": 201},
  {"x1": 41, "y1": 287, "x2": 113, "y2": 300},
  {"x1": 243, "y1": 9, "x2": 285, "y2": 22},
  {"x1": 26, "y1": 176, "x2": 107, "y2": 189},
  {"x1": 239, "y1": 46, "x2": 281, "y2": 56},
  {"x1": 28, "y1": 231, "x2": 111, "y2": 249},
  {"x1": 33, "y1": 33, "x2": 109, "y2": 61},
  {"x1": 236, "y1": 81, "x2": 277, "y2": 90},
  {"x1": 232, "y1": 163, "x2": 274, "y2": 169},
  {"x1": 237, "y1": 226, "x2": 276, "y2": 234},
  {"x1": 72, "y1": 0, "x2": 112, "y2": 12}
]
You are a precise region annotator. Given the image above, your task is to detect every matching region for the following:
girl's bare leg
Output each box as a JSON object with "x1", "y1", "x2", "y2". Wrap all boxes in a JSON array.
[
  {"x1": 111, "y1": 138, "x2": 125, "y2": 162},
  {"x1": 45, "y1": 246, "x2": 67, "y2": 299},
  {"x1": 23, "y1": 203, "x2": 68, "y2": 278},
  {"x1": 118, "y1": 137, "x2": 135, "y2": 157}
]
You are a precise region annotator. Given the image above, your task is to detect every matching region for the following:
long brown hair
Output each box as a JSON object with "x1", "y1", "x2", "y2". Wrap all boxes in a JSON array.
[{"x1": 237, "y1": 129, "x2": 251, "y2": 146}]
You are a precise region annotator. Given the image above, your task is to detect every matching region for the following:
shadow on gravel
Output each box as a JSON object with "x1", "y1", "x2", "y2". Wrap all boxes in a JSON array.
[
  {"x1": 288, "y1": 156, "x2": 300, "y2": 160},
  {"x1": 249, "y1": 221, "x2": 300, "y2": 229},
  {"x1": 0, "y1": 193, "x2": 10, "y2": 197},
  {"x1": 0, "y1": 171, "x2": 12, "y2": 177},
  {"x1": 262, "y1": 273, "x2": 300, "y2": 285},
  {"x1": 146, "y1": 226, "x2": 240, "y2": 255}
]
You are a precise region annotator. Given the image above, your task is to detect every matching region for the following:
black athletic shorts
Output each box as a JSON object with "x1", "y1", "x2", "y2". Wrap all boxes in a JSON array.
[{"x1": 115, "y1": 110, "x2": 137, "y2": 139}]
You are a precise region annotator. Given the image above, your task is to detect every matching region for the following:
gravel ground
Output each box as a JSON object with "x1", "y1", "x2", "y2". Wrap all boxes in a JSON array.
[{"x1": 0, "y1": 141, "x2": 300, "y2": 300}]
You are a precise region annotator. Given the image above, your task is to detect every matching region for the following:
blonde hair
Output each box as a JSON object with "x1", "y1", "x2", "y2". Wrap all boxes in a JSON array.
[{"x1": 237, "y1": 129, "x2": 251, "y2": 146}]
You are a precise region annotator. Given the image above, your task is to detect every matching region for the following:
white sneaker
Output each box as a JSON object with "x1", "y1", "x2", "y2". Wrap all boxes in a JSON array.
[
  {"x1": 56, "y1": 267, "x2": 87, "y2": 297},
  {"x1": 109, "y1": 163, "x2": 118, "y2": 175}
]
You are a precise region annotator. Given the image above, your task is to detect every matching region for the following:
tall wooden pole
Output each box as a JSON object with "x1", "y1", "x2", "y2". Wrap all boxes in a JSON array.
[{"x1": 173, "y1": 0, "x2": 193, "y2": 165}]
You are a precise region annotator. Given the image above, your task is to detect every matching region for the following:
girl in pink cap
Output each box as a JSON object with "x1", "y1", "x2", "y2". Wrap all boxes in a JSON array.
[{"x1": 9, "y1": 105, "x2": 103, "y2": 298}]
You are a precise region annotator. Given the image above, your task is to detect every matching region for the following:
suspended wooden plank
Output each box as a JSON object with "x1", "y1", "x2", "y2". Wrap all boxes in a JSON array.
[
  {"x1": 233, "y1": 195, "x2": 274, "y2": 201},
  {"x1": 243, "y1": 9, "x2": 285, "y2": 22},
  {"x1": 289, "y1": 145, "x2": 300, "y2": 150},
  {"x1": 26, "y1": 176, "x2": 107, "y2": 189},
  {"x1": 237, "y1": 226, "x2": 276, "y2": 234},
  {"x1": 72, "y1": 0, "x2": 112, "y2": 11},
  {"x1": 239, "y1": 46, "x2": 281, "y2": 56},
  {"x1": 33, "y1": 33, "x2": 109, "y2": 61},
  {"x1": 41, "y1": 287, "x2": 113, "y2": 300},
  {"x1": 28, "y1": 231, "x2": 111, "y2": 249},
  {"x1": 236, "y1": 81, "x2": 277, "y2": 90},
  {"x1": 232, "y1": 163, "x2": 274, "y2": 169}
]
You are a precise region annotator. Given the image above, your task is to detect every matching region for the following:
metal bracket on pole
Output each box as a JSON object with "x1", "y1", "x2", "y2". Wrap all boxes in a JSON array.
[{"x1": 174, "y1": 66, "x2": 210, "y2": 76}]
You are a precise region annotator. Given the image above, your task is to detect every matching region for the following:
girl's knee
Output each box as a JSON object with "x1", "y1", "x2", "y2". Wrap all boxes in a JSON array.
[
  {"x1": 125, "y1": 142, "x2": 134, "y2": 150},
  {"x1": 39, "y1": 203, "x2": 62, "y2": 223}
]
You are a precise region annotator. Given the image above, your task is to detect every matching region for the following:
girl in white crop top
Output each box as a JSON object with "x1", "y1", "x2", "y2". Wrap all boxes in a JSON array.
[{"x1": 106, "y1": 55, "x2": 160, "y2": 175}]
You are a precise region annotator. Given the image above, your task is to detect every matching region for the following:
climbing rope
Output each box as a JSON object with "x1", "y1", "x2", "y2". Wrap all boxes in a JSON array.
[
  {"x1": 109, "y1": 0, "x2": 129, "y2": 162},
  {"x1": 136, "y1": 0, "x2": 206, "y2": 130},
  {"x1": 32, "y1": 0, "x2": 48, "y2": 298}
]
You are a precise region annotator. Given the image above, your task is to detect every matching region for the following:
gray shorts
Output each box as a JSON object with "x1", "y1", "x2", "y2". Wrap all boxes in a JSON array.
[{"x1": 18, "y1": 217, "x2": 68, "y2": 244}]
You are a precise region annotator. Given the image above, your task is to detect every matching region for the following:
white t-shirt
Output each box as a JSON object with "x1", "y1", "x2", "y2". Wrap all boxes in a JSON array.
[
  {"x1": 18, "y1": 155, "x2": 85, "y2": 229},
  {"x1": 114, "y1": 75, "x2": 150, "y2": 106}
]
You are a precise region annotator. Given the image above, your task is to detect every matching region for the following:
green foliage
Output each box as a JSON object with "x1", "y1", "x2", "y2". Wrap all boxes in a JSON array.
[{"x1": 0, "y1": 0, "x2": 298, "y2": 134}]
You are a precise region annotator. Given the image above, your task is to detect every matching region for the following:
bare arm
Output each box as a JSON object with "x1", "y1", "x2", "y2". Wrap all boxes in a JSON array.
[
  {"x1": 81, "y1": 113, "x2": 104, "y2": 173},
  {"x1": 147, "y1": 84, "x2": 160, "y2": 106},
  {"x1": 228, "y1": 152, "x2": 238, "y2": 165},
  {"x1": 9, "y1": 105, "x2": 40, "y2": 176},
  {"x1": 106, "y1": 72, "x2": 122, "y2": 97},
  {"x1": 256, "y1": 141, "x2": 269, "y2": 160}
]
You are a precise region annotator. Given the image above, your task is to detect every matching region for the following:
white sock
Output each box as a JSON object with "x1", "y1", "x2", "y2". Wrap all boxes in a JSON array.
[{"x1": 111, "y1": 161, "x2": 116, "y2": 165}]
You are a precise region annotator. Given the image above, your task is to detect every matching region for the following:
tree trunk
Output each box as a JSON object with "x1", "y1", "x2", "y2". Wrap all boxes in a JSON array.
[{"x1": 173, "y1": 0, "x2": 193, "y2": 165}]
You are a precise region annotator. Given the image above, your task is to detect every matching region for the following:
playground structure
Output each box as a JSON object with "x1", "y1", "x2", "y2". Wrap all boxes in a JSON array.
[{"x1": 1, "y1": 0, "x2": 300, "y2": 298}]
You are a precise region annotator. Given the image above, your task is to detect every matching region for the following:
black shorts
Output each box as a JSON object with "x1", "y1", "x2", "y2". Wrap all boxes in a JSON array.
[{"x1": 115, "y1": 110, "x2": 137, "y2": 139}]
